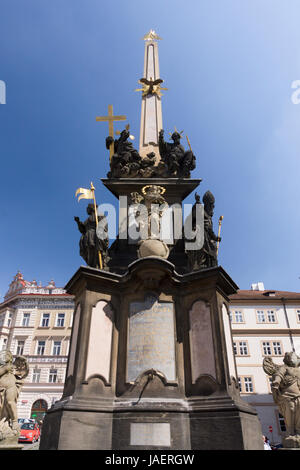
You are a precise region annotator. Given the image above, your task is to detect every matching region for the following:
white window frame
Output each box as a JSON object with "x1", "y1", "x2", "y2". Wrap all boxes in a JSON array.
[
  {"x1": 233, "y1": 341, "x2": 249, "y2": 356},
  {"x1": 37, "y1": 340, "x2": 46, "y2": 355},
  {"x1": 49, "y1": 369, "x2": 57, "y2": 383},
  {"x1": 244, "y1": 377, "x2": 254, "y2": 393},
  {"x1": 32, "y1": 368, "x2": 41, "y2": 383},
  {"x1": 16, "y1": 340, "x2": 25, "y2": 355},
  {"x1": 52, "y1": 340, "x2": 61, "y2": 356},
  {"x1": 239, "y1": 376, "x2": 255, "y2": 393},
  {"x1": 56, "y1": 313, "x2": 65, "y2": 328},
  {"x1": 40, "y1": 313, "x2": 50, "y2": 327},
  {"x1": 256, "y1": 310, "x2": 266, "y2": 323},
  {"x1": 272, "y1": 341, "x2": 282, "y2": 356},
  {"x1": 22, "y1": 313, "x2": 30, "y2": 327},
  {"x1": 262, "y1": 341, "x2": 272, "y2": 355},
  {"x1": 262, "y1": 340, "x2": 283, "y2": 356},
  {"x1": 7, "y1": 313, "x2": 12, "y2": 327},
  {"x1": 267, "y1": 310, "x2": 276, "y2": 323},
  {"x1": 231, "y1": 310, "x2": 244, "y2": 324}
]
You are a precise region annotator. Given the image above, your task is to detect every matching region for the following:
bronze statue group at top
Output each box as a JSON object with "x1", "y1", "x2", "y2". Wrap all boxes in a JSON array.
[{"x1": 106, "y1": 127, "x2": 196, "y2": 179}]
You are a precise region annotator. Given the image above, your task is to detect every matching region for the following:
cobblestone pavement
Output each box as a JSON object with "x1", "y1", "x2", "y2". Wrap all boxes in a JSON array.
[{"x1": 21, "y1": 440, "x2": 40, "y2": 450}]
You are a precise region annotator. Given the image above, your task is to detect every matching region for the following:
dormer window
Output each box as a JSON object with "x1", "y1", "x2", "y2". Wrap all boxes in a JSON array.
[{"x1": 263, "y1": 291, "x2": 276, "y2": 297}]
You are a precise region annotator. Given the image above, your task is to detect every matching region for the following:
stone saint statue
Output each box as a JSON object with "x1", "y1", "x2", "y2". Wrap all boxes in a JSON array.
[
  {"x1": 187, "y1": 191, "x2": 221, "y2": 270},
  {"x1": 106, "y1": 128, "x2": 142, "y2": 178},
  {"x1": 158, "y1": 129, "x2": 196, "y2": 178},
  {"x1": 74, "y1": 203, "x2": 109, "y2": 269},
  {"x1": 263, "y1": 352, "x2": 300, "y2": 448},
  {"x1": 130, "y1": 185, "x2": 169, "y2": 259},
  {"x1": 0, "y1": 350, "x2": 29, "y2": 445},
  {"x1": 106, "y1": 128, "x2": 157, "y2": 178}
]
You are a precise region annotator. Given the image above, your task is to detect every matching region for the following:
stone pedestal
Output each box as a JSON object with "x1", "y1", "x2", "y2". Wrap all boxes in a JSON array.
[{"x1": 40, "y1": 259, "x2": 263, "y2": 450}]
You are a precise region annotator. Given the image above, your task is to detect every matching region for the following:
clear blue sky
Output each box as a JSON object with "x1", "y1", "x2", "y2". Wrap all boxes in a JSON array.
[{"x1": 0, "y1": 0, "x2": 299, "y2": 298}]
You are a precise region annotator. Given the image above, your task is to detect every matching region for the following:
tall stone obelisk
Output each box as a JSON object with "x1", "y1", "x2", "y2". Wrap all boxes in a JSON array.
[{"x1": 138, "y1": 30, "x2": 164, "y2": 160}]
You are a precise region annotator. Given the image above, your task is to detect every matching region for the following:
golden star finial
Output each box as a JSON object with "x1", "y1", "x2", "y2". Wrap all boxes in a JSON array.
[{"x1": 142, "y1": 30, "x2": 162, "y2": 41}]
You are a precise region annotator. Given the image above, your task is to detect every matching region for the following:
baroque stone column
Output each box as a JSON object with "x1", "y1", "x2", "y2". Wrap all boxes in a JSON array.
[{"x1": 40, "y1": 261, "x2": 263, "y2": 450}]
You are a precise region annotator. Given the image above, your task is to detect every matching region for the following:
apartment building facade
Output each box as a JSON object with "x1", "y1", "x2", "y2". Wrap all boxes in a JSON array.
[
  {"x1": 229, "y1": 282, "x2": 300, "y2": 446},
  {"x1": 0, "y1": 271, "x2": 74, "y2": 421}
]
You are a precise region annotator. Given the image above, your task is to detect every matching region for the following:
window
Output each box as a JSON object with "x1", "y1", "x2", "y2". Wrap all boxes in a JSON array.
[
  {"x1": 16, "y1": 340, "x2": 24, "y2": 355},
  {"x1": 52, "y1": 341, "x2": 61, "y2": 356},
  {"x1": 297, "y1": 310, "x2": 300, "y2": 322},
  {"x1": 239, "y1": 341, "x2": 248, "y2": 356},
  {"x1": 231, "y1": 310, "x2": 244, "y2": 323},
  {"x1": 257, "y1": 309, "x2": 277, "y2": 323},
  {"x1": 56, "y1": 313, "x2": 65, "y2": 327},
  {"x1": 239, "y1": 376, "x2": 254, "y2": 393},
  {"x1": 267, "y1": 376, "x2": 273, "y2": 392},
  {"x1": 37, "y1": 340, "x2": 45, "y2": 355},
  {"x1": 22, "y1": 313, "x2": 30, "y2": 327},
  {"x1": 41, "y1": 313, "x2": 50, "y2": 327},
  {"x1": 7, "y1": 313, "x2": 12, "y2": 327},
  {"x1": 257, "y1": 310, "x2": 266, "y2": 323},
  {"x1": 273, "y1": 342, "x2": 282, "y2": 356},
  {"x1": 262, "y1": 341, "x2": 272, "y2": 355},
  {"x1": 244, "y1": 377, "x2": 253, "y2": 393},
  {"x1": 278, "y1": 413, "x2": 286, "y2": 433},
  {"x1": 233, "y1": 341, "x2": 249, "y2": 356},
  {"x1": 267, "y1": 310, "x2": 276, "y2": 323},
  {"x1": 32, "y1": 368, "x2": 41, "y2": 383},
  {"x1": 262, "y1": 341, "x2": 283, "y2": 356},
  {"x1": 49, "y1": 369, "x2": 57, "y2": 383}
]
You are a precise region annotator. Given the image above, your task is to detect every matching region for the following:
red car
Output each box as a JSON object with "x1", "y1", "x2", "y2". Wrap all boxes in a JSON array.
[{"x1": 18, "y1": 422, "x2": 40, "y2": 443}]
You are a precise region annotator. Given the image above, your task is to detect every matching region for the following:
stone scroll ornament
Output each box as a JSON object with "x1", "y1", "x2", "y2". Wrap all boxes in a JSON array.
[
  {"x1": 263, "y1": 352, "x2": 300, "y2": 448},
  {"x1": 0, "y1": 350, "x2": 29, "y2": 446}
]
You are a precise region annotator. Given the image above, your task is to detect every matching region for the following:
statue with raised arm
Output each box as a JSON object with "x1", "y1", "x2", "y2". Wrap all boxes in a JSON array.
[
  {"x1": 158, "y1": 129, "x2": 196, "y2": 178},
  {"x1": 74, "y1": 203, "x2": 109, "y2": 269},
  {"x1": 106, "y1": 128, "x2": 142, "y2": 178},
  {"x1": 263, "y1": 352, "x2": 300, "y2": 448},
  {"x1": 0, "y1": 350, "x2": 29, "y2": 446}
]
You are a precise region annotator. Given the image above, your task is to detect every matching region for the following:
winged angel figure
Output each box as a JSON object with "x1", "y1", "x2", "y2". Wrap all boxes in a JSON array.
[
  {"x1": 263, "y1": 352, "x2": 300, "y2": 446},
  {"x1": 135, "y1": 77, "x2": 168, "y2": 98},
  {"x1": 0, "y1": 350, "x2": 29, "y2": 444}
]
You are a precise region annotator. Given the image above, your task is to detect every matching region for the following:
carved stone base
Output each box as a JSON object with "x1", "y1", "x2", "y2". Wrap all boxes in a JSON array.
[
  {"x1": 283, "y1": 435, "x2": 300, "y2": 448},
  {"x1": 40, "y1": 261, "x2": 263, "y2": 450},
  {"x1": 0, "y1": 436, "x2": 23, "y2": 450}
]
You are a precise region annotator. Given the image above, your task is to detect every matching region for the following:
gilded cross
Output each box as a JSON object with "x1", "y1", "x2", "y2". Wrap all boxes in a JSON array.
[{"x1": 96, "y1": 104, "x2": 126, "y2": 161}]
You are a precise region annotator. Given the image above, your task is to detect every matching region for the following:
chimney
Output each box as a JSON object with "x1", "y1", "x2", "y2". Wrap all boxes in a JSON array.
[{"x1": 251, "y1": 282, "x2": 265, "y2": 291}]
